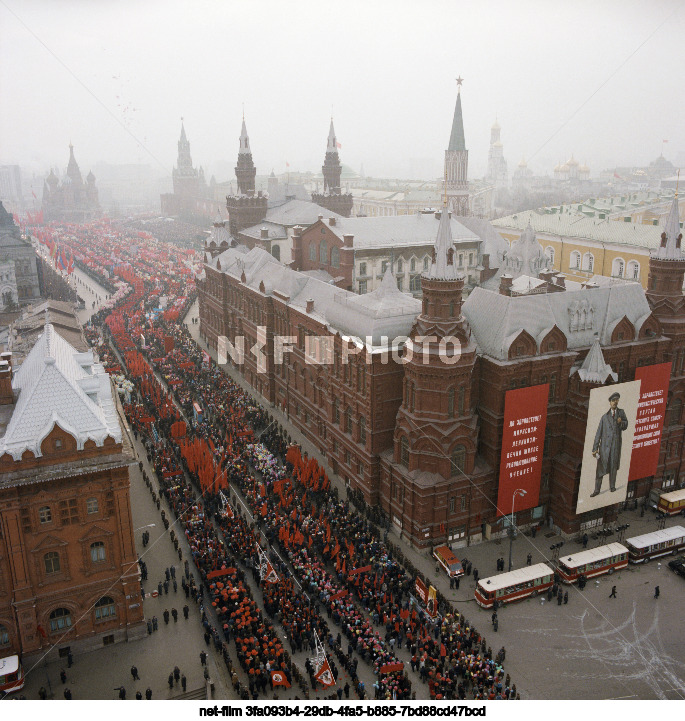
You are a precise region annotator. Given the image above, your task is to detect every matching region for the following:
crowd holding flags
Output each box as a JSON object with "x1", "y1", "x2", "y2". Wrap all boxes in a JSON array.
[{"x1": 310, "y1": 631, "x2": 335, "y2": 689}]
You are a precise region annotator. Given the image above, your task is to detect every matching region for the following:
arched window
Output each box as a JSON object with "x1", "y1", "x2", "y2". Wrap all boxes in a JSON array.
[
  {"x1": 458, "y1": 386, "x2": 465, "y2": 415},
  {"x1": 39, "y1": 506, "x2": 52, "y2": 524},
  {"x1": 612, "y1": 258, "x2": 625, "y2": 278},
  {"x1": 410, "y1": 258, "x2": 416, "y2": 272},
  {"x1": 396, "y1": 259, "x2": 403, "y2": 273},
  {"x1": 400, "y1": 437, "x2": 410, "y2": 466},
  {"x1": 0, "y1": 625, "x2": 9, "y2": 647},
  {"x1": 94, "y1": 596, "x2": 116, "y2": 621},
  {"x1": 447, "y1": 388, "x2": 455, "y2": 417},
  {"x1": 423, "y1": 256, "x2": 429, "y2": 271},
  {"x1": 344, "y1": 407, "x2": 352, "y2": 434},
  {"x1": 90, "y1": 541, "x2": 106, "y2": 563},
  {"x1": 330, "y1": 246, "x2": 340, "y2": 268},
  {"x1": 49, "y1": 608, "x2": 72, "y2": 633},
  {"x1": 86, "y1": 497, "x2": 98, "y2": 515},
  {"x1": 582, "y1": 253, "x2": 594, "y2": 272},
  {"x1": 451, "y1": 445, "x2": 466, "y2": 475},
  {"x1": 570, "y1": 251, "x2": 581, "y2": 270},
  {"x1": 309, "y1": 244, "x2": 316, "y2": 262},
  {"x1": 333, "y1": 397, "x2": 340, "y2": 424},
  {"x1": 628, "y1": 260, "x2": 640, "y2": 279},
  {"x1": 44, "y1": 551, "x2": 60, "y2": 574},
  {"x1": 271, "y1": 245, "x2": 281, "y2": 261},
  {"x1": 319, "y1": 239, "x2": 328, "y2": 264},
  {"x1": 545, "y1": 246, "x2": 555, "y2": 265}
]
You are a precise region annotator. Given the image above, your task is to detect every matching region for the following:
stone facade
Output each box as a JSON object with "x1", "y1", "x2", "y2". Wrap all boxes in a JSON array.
[
  {"x1": 42, "y1": 145, "x2": 101, "y2": 223},
  {"x1": 0, "y1": 202, "x2": 40, "y2": 305},
  {"x1": 0, "y1": 327, "x2": 144, "y2": 664},
  {"x1": 199, "y1": 195, "x2": 685, "y2": 550}
]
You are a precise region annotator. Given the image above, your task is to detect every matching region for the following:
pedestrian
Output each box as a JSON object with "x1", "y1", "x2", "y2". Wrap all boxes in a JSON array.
[
  {"x1": 183, "y1": 604, "x2": 189, "y2": 620},
  {"x1": 344, "y1": 682, "x2": 350, "y2": 699},
  {"x1": 152, "y1": 615, "x2": 158, "y2": 631},
  {"x1": 165, "y1": 568, "x2": 171, "y2": 582},
  {"x1": 118, "y1": 686, "x2": 126, "y2": 700},
  {"x1": 582, "y1": 533, "x2": 588, "y2": 549},
  {"x1": 164, "y1": 579, "x2": 169, "y2": 594},
  {"x1": 200, "y1": 650, "x2": 207, "y2": 665},
  {"x1": 654, "y1": 585, "x2": 660, "y2": 598},
  {"x1": 493, "y1": 618, "x2": 498, "y2": 632},
  {"x1": 609, "y1": 585, "x2": 617, "y2": 598},
  {"x1": 157, "y1": 581, "x2": 163, "y2": 596},
  {"x1": 64, "y1": 689, "x2": 72, "y2": 700},
  {"x1": 526, "y1": 553, "x2": 532, "y2": 566},
  {"x1": 147, "y1": 619, "x2": 153, "y2": 635},
  {"x1": 204, "y1": 666, "x2": 210, "y2": 681},
  {"x1": 164, "y1": 609, "x2": 170, "y2": 624},
  {"x1": 557, "y1": 590, "x2": 563, "y2": 606},
  {"x1": 173, "y1": 579, "x2": 178, "y2": 593},
  {"x1": 174, "y1": 666, "x2": 181, "y2": 683},
  {"x1": 564, "y1": 591, "x2": 569, "y2": 604},
  {"x1": 181, "y1": 674, "x2": 187, "y2": 692},
  {"x1": 39, "y1": 687, "x2": 47, "y2": 700},
  {"x1": 473, "y1": 568, "x2": 479, "y2": 583},
  {"x1": 131, "y1": 665, "x2": 140, "y2": 680},
  {"x1": 60, "y1": 669, "x2": 67, "y2": 684},
  {"x1": 67, "y1": 651, "x2": 73, "y2": 668},
  {"x1": 135, "y1": 691, "x2": 142, "y2": 700},
  {"x1": 168, "y1": 673, "x2": 174, "y2": 690},
  {"x1": 170, "y1": 565, "x2": 176, "y2": 579},
  {"x1": 449, "y1": 577, "x2": 454, "y2": 589},
  {"x1": 172, "y1": 608, "x2": 178, "y2": 622},
  {"x1": 455, "y1": 576, "x2": 460, "y2": 590},
  {"x1": 145, "y1": 688, "x2": 152, "y2": 700}
]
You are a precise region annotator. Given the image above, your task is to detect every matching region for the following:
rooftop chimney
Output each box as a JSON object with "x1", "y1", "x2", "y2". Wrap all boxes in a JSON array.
[
  {"x1": 499, "y1": 273, "x2": 513, "y2": 296},
  {"x1": 343, "y1": 234, "x2": 354, "y2": 248},
  {"x1": 555, "y1": 273, "x2": 566, "y2": 289},
  {"x1": 306, "y1": 298, "x2": 314, "y2": 313},
  {"x1": 318, "y1": 214, "x2": 323, "y2": 222},
  {"x1": 260, "y1": 227, "x2": 269, "y2": 240},
  {"x1": 329, "y1": 217, "x2": 336, "y2": 226},
  {"x1": 0, "y1": 360, "x2": 13, "y2": 405}
]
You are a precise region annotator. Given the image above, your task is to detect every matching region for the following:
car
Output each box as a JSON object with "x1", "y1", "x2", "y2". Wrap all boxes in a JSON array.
[{"x1": 667, "y1": 558, "x2": 685, "y2": 578}]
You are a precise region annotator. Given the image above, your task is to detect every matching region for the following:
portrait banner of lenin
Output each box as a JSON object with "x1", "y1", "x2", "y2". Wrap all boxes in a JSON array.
[{"x1": 576, "y1": 380, "x2": 640, "y2": 514}]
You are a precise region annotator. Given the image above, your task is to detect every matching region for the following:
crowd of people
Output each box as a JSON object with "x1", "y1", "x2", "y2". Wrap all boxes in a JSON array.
[{"x1": 34, "y1": 215, "x2": 519, "y2": 701}]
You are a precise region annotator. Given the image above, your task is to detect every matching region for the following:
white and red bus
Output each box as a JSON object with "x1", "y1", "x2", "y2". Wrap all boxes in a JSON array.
[
  {"x1": 556, "y1": 542, "x2": 628, "y2": 584},
  {"x1": 475, "y1": 563, "x2": 554, "y2": 608},
  {"x1": 626, "y1": 525, "x2": 685, "y2": 563},
  {"x1": 0, "y1": 655, "x2": 25, "y2": 695},
  {"x1": 657, "y1": 489, "x2": 685, "y2": 516}
]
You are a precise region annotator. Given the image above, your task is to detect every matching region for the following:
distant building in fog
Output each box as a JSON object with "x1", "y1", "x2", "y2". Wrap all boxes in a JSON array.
[{"x1": 41, "y1": 145, "x2": 101, "y2": 223}]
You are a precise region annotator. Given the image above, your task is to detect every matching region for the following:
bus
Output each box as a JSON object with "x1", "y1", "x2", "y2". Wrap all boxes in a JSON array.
[
  {"x1": 556, "y1": 542, "x2": 629, "y2": 584},
  {"x1": 657, "y1": 489, "x2": 685, "y2": 516},
  {"x1": 475, "y1": 563, "x2": 554, "y2": 608},
  {"x1": 433, "y1": 545, "x2": 464, "y2": 578},
  {"x1": 625, "y1": 525, "x2": 685, "y2": 563},
  {"x1": 0, "y1": 655, "x2": 25, "y2": 695}
]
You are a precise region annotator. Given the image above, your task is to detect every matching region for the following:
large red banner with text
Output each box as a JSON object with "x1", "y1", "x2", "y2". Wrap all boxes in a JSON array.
[
  {"x1": 497, "y1": 383, "x2": 549, "y2": 517},
  {"x1": 628, "y1": 362, "x2": 671, "y2": 481}
]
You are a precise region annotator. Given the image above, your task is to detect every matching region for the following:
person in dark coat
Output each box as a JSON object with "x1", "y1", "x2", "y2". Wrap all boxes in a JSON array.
[
  {"x1": 181, "y1": 674, "x2": 187, "y2": 692},
  {"x1": 60, "y1": 669, "x2": 67, "y2": 684},
  {"x1": 163, "y1": 609, "x2": 170, "y2": 624},
  {"x1": 131, "y1": 665, "x2": 140, "y2": 680},
  {"x1": 135, "y1": 691, "x2": 143, "y2": 699},
  {"x1": 172, "y1": 608, "x2": 178, "y2": 622},
  {"x1": 200, "y1": 650, "x2": 207, "y2": 665},
  {"x1": 67, "y1": 651, "x2": 73, "y2": 668},
  {"x1": 590, "y1": 392, "x2": 629, "y2": 496},
  {"x1": 145, "y1": 688, "x2": 152, "y2": 700},
  {"x1": 654, "y1": 586, "x2": 660, "y2": 598},
  {"x1": 168, "y1": 673, "x2": 174, "y2": 690},
  {"x1": 118, "y1": 686, "x2": 126, "y2": 700},
  {"x1": 183, "y1": 604, "x2": 189, "y2": 619},
  {"x1": 64, "y1": 689, "x2": 72, "y2": 700},
  {"x1": 609, "y1": 585, "x2": 617, "y2": 598}
]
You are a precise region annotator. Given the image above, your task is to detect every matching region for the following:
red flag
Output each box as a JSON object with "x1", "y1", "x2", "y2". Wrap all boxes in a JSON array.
[
  {"x1": 314, "y1": 657, "x2": 335, "y2": 688},
  {"x1": 261, "y1": 502, "x2": 267, "y2": 517},
  {"x1": 271, "y1": 670, "x2": 290, "y2": 688}
]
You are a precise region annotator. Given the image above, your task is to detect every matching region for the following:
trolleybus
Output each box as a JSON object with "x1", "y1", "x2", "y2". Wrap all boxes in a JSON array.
[
  {"x1": 556, "y1": 542, "x2": 629, "y2": 583},
  {"x1": 657, "y1": 489, "x2": 685, "y2": 516},
  {"x1": 475, "y1": 563, "x2": 554, "y2": 608},
  {"x1": 625, "y1": 525, "x2": 685, "y2": 563},
  {"x1": 0, "y1": 655, "x2": 24, "y2": 694}
]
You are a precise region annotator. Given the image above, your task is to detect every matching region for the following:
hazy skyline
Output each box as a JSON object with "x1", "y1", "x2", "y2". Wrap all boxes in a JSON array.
[{"x1": 1, "y1": 0, "x2": 684, "y2": 184}]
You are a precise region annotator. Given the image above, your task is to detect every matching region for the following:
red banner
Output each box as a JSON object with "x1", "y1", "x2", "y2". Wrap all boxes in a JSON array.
[
  {"x1": 629, "y1": 362, "x2": 671, "y2": 481},
  {"x1": 329, "y1": 589, "x2": 347, "y2": 601},
  {"x1": 207, "y1": 567, "x2": 237, "y2": 580},
  {"x1": 497, "y1": 383, "x2": 549, "y2": 516},
  {"x1": 347, "y1": 565, "x2": 372, "y2": 577},
  {"x1": 415, "y1": 578, "x2": 428, "y2": 604},
  {"x1": 271, "y1": 670, "x2": 290, "y2": 688},
  {"x1": 380, "y1": 662, "x2": 404, "y2": 674}
]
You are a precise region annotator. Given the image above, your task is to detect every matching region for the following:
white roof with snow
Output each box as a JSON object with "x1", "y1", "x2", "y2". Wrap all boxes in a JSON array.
[{"x1": 0, "y1": 324, "x2": 121, "y2": 460}]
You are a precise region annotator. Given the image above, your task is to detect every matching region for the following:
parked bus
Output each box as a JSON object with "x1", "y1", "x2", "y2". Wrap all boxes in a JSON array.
[
  {"x1": 625, "y1": 525, "x2": 685, "y2": 563},
  {"x1": 475, "y1": 563, "x2": 553, "y2": 608},
  {"x1": 556, "y1": 542, "x2": 629, "y2": 584},
  {"x1": 433, "y1": 545, "x2": 464, "y2": 578},
  {"x1": 657, "y1": 489, "x2": 685, "y2": 516},
  {"x1": 0, "y1": 655, "x2": 25, "y2": 695}
]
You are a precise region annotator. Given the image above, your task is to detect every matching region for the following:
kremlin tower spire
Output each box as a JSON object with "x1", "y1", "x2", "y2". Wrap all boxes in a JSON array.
[
  {"x1": 311, "y1": 117, "x2": 353, "y2": 217},
  {"x1": 444, "y1": 77, "x2": 470, "y2": 216},
  {"x1": 235, "y1": 115, "x2": 256, "y2": 196}
]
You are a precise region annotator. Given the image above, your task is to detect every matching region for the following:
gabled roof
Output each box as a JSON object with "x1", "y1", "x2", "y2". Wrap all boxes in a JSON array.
[
  {"x1": 0, "y1": 325, "x2": 121, "y2": 460},
  {"x1": 265, "y1": 199, "x2": 342, "y2": 227},
  {"x1": 576, "y1": 336, "x2": 616, "y2": 384},
  {"x1": 314, "y1": 213, "x2": 480, "y2": 251},
  {"x1": 462, "y1": 281, "x2": 652, "y2": 361}
]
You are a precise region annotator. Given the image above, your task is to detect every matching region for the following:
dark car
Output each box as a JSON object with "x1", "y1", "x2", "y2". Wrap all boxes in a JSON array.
[{"x1": 667, "y1": 558, "x2": 685, "y2": 578}]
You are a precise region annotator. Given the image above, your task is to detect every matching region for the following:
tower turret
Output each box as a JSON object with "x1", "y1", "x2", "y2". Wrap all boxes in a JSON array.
[
  {"x1": 444, "y1": 78, "x2": 470, "y2": 216},
  {"x1": 311, "y1": 118, "x2": 353, "y2": 217}
]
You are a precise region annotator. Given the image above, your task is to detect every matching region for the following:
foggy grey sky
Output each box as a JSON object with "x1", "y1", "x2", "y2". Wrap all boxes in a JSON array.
[{"x1": 1, "y1": 0, "x2": 683, "y2": 183}]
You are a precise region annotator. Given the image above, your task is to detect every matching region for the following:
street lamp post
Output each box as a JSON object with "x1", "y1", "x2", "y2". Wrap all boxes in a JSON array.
[{"x1": 508, "y1": 488, "x2": 527, "y2": 572}]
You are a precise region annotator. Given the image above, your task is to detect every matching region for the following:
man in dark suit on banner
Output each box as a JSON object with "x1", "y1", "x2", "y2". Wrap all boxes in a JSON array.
[{"x1": 591, "y1": 391, "x2": 629, "y2": 496}]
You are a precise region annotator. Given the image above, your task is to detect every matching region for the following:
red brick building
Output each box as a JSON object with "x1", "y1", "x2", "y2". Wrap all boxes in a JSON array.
[
  {"x1": 0, "y1": 325, "x2": 144, "y2": 666},
  {"x1": 198, "y1": 197, "x2": 685, "y2": 548}
]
